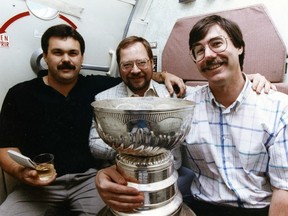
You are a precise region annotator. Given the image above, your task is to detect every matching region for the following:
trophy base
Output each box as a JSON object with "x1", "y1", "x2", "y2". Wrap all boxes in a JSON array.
[
  {"x1": 112, "y1": 190, "x2": 182, "y2": 216},
  {"x1": 97, "y1": 203, "x2": 196, "y2": 216}
]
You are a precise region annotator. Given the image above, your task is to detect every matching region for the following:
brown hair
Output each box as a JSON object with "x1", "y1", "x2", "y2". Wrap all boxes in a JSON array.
[
  {"x1": 189, "y1": 15, "x2": 245, "y2": 70},
  {"x1": 116, "y1": 36, "x2": 153, "y2": 65}
]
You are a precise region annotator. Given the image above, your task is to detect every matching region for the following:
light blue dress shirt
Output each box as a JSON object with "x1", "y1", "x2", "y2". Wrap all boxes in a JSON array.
[{"x1": 183, "y1": 76, "x2": 288, "y2": 208}]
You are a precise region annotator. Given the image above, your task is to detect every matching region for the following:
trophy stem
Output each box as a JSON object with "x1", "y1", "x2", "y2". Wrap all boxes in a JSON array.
[{"x1": 114, "y1": 151, "x2": 182, "y2": 215}]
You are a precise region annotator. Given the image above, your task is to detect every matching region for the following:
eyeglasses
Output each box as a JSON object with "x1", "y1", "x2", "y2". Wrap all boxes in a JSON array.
[
  {"x1": 189, "y1": 36, "x2": 229, "y2": 62},
  {"x1": 120, "y1": 59, "x2": 150, "y2": 72}
]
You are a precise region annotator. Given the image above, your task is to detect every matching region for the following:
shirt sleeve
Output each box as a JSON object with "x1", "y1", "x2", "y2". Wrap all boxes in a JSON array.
[
  {"x1": 89, "y1": 119, "x2": 116, "y2": 160},
  {"x1": 268, "y1": 109, "x2": 288, "y2": 190},
  {"x1": 0, "y1": 88, "x2": 22, "y2": 148}
]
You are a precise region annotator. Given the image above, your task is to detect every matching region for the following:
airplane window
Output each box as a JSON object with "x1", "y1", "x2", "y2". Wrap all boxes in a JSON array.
[{"x1": 26, "y1": 0, "x2": 59, "y2": 20}]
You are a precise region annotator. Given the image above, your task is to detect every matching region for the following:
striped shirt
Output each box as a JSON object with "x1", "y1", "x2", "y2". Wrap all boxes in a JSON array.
[{"x1": 183, "y1": 77, "x2": 288, "y2": 208}]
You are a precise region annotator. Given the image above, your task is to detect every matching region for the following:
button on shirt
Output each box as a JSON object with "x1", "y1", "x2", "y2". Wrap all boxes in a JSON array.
[{"x1": 183, "y1": 77, "x2": 288, "y2": 208}]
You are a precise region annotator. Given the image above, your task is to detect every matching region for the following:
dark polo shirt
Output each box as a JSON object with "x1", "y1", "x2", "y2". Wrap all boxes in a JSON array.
[{"x1": 0, "y1": 71, "x2": 121, "y2": 176}]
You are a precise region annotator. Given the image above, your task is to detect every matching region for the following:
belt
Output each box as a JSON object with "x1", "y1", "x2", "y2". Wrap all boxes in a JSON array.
[{"x1": 183, "y1": 196, "x2": 269, "y2": 216}]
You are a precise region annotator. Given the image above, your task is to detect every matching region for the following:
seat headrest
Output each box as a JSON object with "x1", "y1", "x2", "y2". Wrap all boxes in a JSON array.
[{"x1": 162, "y1": 4, "x2": 286, "y2": 83}]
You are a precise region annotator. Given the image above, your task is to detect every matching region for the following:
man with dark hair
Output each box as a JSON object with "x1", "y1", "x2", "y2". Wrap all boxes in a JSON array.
[
  {"x1": 183, "y1": 14, "x2": 288, "y2": 216},
  {"x1": 0, "y1": 24, "x2": 187, "y2": 215}
]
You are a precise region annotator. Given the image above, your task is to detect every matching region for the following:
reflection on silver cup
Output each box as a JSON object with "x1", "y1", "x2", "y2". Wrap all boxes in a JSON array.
[{"x1": 91, "y1": 97, "x2": 194, "y2": 156}]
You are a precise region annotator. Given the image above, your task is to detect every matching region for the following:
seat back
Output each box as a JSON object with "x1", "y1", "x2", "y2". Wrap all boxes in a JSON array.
[
  {"x1": 0, "y1": 168, "x2": 6, "y2": 205},
  {"x1": 162, "y1": 4, "x2": 288, "y2": 94},
  {"x1": 0, "y1": 169, "x2": 18, "y2": 205}
]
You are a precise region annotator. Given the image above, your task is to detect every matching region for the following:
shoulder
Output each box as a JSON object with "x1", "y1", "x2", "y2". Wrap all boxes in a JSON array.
[
  {"x1": 1, "y1": 77, "x2": 40, "y2": 108},
  {"x1": 77, "y1": 74, "x2": 121, "y2": 96},
  {"x1": 8, "y1": 77, "x2": 39, "y2": 94},
  {"x1": 95, "y1": 82, "x2": 126, "y2": 100},
  {"x1": 81, "y1": 74, "x2": 121, "y2": 88},
  {"x1": 82, "y1": 74, "x2": 121, "y2": 83},
  {"x1": 153, "y1": 81, "x2": 168, "y2": 91},
  {"x1": 185, "y1": 85, "x2": 208, "y2": 100},
  {"x1": 260, "y1": 90, "x2": 288, "y2": 108},
  {"x1": 151, "y1": 81, "x2": 171, "y2": 97},
  {"x1": 267, "y1": 90, "x2": 288, "y2": 100}
]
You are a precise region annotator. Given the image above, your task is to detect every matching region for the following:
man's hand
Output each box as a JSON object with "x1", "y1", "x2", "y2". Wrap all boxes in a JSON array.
[
  {"x1": 152, "y1": 71, "x2": 186, "y2": 97},
  {"x1": 247, "y1": 73, "x2": 277, "y2": 94},
  {"x1": 0, "y1": 148, "x2": 56, "y2": 187},
  {"x1": 19, "y1": 167, "x2": 57, "y2": 186},
  {"x1": 95, "y1": 165, "x2": 144, "y2": 212}
]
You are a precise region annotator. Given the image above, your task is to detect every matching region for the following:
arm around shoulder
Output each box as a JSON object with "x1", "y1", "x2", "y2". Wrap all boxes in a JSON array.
[
  {"x1": 152, "y1": 71, "x2": 186, "y2": 97},
  {"x1": 0, "y1": 148, "x2": 25, "y2": 179}
]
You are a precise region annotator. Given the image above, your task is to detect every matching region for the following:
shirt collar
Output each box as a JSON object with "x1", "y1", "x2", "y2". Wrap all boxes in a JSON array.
[
  {"x1": 208, "y1": 73, "x2": 251, "y2": 113},
  {"x1": 126, "y1": 81, "x2": 158, "y2": 97}
]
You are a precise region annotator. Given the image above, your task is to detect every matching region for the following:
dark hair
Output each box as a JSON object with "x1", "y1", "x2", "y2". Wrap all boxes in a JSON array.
[
  {"x1": 116, "y1": 36, "x2": 153, "y2": 65},
  {"x1": 189, "y1": 15, "x2": 245, "y2": 70},
  {"x1": 41, "y1": 24, "x2": 85, "y2": 55}
]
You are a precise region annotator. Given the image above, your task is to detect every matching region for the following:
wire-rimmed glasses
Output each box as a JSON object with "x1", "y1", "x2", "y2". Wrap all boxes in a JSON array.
[
  {"x1": 120, "y1": 59, "x2": 150, "y2": 72},
  {"x1": 189, "y1": 36, "x2": 229, "y2": 62}
]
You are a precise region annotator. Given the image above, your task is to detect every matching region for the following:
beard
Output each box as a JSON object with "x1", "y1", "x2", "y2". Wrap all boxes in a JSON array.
[{"x1": 126, "y1": 75, "x2": 150, "y2": 94}]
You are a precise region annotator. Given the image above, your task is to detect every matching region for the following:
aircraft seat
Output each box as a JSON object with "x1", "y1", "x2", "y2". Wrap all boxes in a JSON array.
[{"x1": 162, "y1": 4, "x2": 288, "y2": 94}]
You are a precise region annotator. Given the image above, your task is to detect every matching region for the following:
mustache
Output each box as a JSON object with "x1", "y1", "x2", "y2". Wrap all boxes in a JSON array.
[
  {"x1": 128, "y1": 72, "x2": 145, "y2": 78},
  {"x1": 57, "y1": 62, "x2": 76, "y2": 70},
  {"x1": 202, "y1": 58, "x2": 227, "y2": 71}
]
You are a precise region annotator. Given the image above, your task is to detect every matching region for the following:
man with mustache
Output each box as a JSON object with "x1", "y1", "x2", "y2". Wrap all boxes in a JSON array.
[
  {"x1": 0, "y1": 24, "x2": 188, "y2": 216},
  {"x1": 89, "y1": 35, "x2": 188, "y2": 171},
  {"x1": 0, "y1": 23, "x2": 273, "y2": 215},
  {"x1": 95, "y1": 15, "x2": 288, "y2": 216},
  {"x1": 89, "y1": 35, "x2": 201, "y2": 215},
  {"x1": 57, "y1": 61, "x2": 76, "y2": 70},
  {"x1": 182, "y1": 15, "x2": 288, "y2": 216}
]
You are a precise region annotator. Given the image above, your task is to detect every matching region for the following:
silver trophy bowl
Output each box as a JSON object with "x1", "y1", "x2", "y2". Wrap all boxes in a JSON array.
[{"x1": 91, "y1": 97, "x2": 195, "y2": 156}]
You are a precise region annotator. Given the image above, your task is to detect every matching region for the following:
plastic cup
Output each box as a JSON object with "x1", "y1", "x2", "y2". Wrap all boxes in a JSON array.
[{"x1": 33, "y1": 153, "x2": 55, "y2": 181}]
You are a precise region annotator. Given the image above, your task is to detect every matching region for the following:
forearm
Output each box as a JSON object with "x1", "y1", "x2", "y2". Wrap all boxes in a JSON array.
[
  {"x1": 0, "y1": 147, "x2": 24, "y2": 179},
  {"x1": 152, "y1": 71, "x2": 167, "y2": 83},
  {"x1": 269, "y1": 188, "x2": 288, "y2": 216},
  {"x1": 152, "y1": 71, "x2": 186, "y2": 97}
]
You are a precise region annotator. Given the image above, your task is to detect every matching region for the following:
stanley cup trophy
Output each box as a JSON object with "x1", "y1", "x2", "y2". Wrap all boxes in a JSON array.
[{"x1": 91, "y1": 97, "x2": 195, "y2": 216}]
